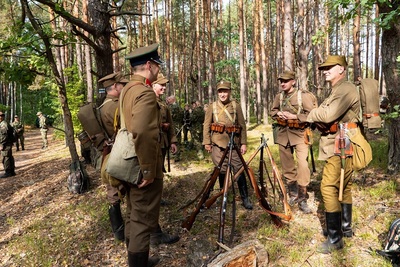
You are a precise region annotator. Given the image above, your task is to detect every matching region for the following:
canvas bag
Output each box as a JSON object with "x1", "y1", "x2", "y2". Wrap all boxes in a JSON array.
[
  {"x1": 347, "y1": 127, "x2": 372, "y2": 171},
  {"x1": 105, "y1": 85, "x2": 142, "y2": 185}
]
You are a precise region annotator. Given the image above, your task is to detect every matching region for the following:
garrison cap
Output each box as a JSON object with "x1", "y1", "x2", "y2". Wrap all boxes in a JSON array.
[
  {"x1": 36, "y1": 111, "x2": 42, "y2": 116},
  {"x1": 153, "y1": 73, "x2": 169, "y2": 85},
  {"x1": 278, "y1": 70, "x2": 295, "y2": 81},
  {"x1": 98, "y1": 72, "x2": 129, "y2": 88},
  {"x1": 0, "y1": 112, "x2": 5, "y2": 117},
  {"x1": 217, "y1": 81, "x2": 231, "y2": 90},
  {"x1": 14, "y1": 115, "x2": 18, "y2": 118},
  {"x1": 319, "y1": 55, "x2": 348, "y2": 70},
  {"x1": 125, "y1": 43, "x2": 164, "y2": 67}
]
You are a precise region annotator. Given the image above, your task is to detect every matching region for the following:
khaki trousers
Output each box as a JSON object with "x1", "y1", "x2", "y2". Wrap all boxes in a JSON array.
[
  {"x1": 321, "y1": 156, "x2": 353, "y2": 212},
  {"x1": 211, "y1": 145, "x2": 243, "y2": 174},
  {"x1": 126, "y1": 178, "x2": 163, "y2": 253},
  {"x1": 279, "y1": 142, "x2": 310, "y2": 187}
]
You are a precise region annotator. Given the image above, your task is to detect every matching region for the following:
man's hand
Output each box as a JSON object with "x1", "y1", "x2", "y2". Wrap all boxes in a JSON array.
[
  {"x1": 170, "y1": 143, "x2": 178, "y2": 154},
  {"x1": 138, "y1": 178, "x2": 154, "y2": 188},
  {"x1": 205, "y1": 144, "x2": 212, "y2": 153},
  {"x1": 240, "y1": 144, "x2": 247, "y2": 155}
]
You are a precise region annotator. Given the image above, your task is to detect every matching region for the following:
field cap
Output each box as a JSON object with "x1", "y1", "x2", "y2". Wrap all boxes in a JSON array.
[
  {"x1": 0, "y1": 112, "x2": 5, "y2": 117},
  {"x1": 319, "y1": 55, "x2": 348, "y2": 70},
  {"x1": 126, "y1": 43, "x2": 164, "y2": 67},
  {"x1": 36, "y1": 111, "x2": 42, "y2": 116},
  {"x1": 99, "y1": 72, "x2": 129, "y2": 88},
  {"x1": 14, "y1": 115, "x2": 19, "y2": 118},
  {"x1": 217, "y1": 81, "x2": 231, "y2": 90},
  {"x1": 278, "y1": 70, "x2": 295, "y2": 81},
  {"x1": 153, "y1": 73, "x2": 169, "y2": 85}
]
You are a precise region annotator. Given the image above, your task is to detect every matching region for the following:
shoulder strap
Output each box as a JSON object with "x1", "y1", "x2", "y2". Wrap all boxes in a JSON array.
[{"x1": 119, "y1": 82, "x2": 142, "y2": 130}]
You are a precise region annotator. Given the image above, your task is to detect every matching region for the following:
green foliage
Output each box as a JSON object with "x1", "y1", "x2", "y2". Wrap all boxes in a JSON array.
[
  {"x1": 369, "y1": 137, "x2": 389, "y2": 169},
  {"x1": 64, "y1": 65, "x2": 86, "y2": 134}
]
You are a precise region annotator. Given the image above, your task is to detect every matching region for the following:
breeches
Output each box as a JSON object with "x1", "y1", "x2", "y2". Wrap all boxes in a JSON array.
[
  {"x1": 106, "y1": 183, "x2": 126, "y2": 205},
  {"x1": 125, "y1": 178, "x2": 163, "y2": 253},
  {"x1": 321, "y1": 156, "x2": 353, "y2": 212},
  {"x1": 211, "y1": 145, "x2": 243, "y2": 174},
  {"x1": 279, "y1": 143, "x2": 310, "y2": 186}
]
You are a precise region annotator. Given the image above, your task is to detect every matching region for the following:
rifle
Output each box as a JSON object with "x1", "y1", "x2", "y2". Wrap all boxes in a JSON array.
[
  {"x1": 305, "y1": 128, "x2": 316, "y2": 173},
  {"x1": 181, "y1": 149, "x2": 229, "y2": 230},
  {"x1": 338, "y1": 123, "x2": 346, "y2": 201}
]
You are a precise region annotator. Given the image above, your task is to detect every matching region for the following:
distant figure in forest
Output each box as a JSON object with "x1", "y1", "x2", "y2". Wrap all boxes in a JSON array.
[
  {"x1": 0, "y1": 112, "x2": 16, "y2": 178},
  {"x1": 12, "y1": 115, "x2": 25, "y2": 151},
  {"x1": 37, "y1": 111, "x2": 48, "y2": 149}
]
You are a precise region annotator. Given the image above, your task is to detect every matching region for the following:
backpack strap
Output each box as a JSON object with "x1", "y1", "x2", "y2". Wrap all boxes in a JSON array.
[{"x1": 213, "y1": 101, "x2": 236, "y2": 123}]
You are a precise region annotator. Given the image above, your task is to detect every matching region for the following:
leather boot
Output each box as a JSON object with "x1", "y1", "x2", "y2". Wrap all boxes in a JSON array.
[
  {"x1": 150, "y1": 224, "x2": 179, "y2": 245},
  {"x1": 342, "y1": 203, "x2": 353, "y2": 237},
  {"x1": 237, "y1": 174, "x2": 253, "y2": 210},
  {"x1": 128, "y1": 250, "x2": 160, "y2": 267},
  {"x1": 287, "y1": 182, "x2": 298, "y2": 206},
  {"x1": 297, "y1": 186, "x2": 311, "y2": 214},
  {"x1": 108, "y1": 203, "x2": 125, "y2": 241},
  {"x1": 317, "y1": 212, "x2": 344, "y2": 254}
]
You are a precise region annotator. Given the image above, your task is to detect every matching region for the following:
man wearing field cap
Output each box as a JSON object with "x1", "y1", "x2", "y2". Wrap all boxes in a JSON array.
[
  {"x1": 0, "y1": 112, "x2": 16, "y2": 178},
  {"x1": 123, "y1": 43, "x2": 164, "y2": 267},
  {"x1": 271, "y1": 70, "x2": 317, "y2": 214},
  {"x1": 12, "y1": 115, "x2": 25, "y2": 151},
  {"x1": 203, "y1": 81, "x2": 252, "y2": 210},
  {"x1": 307, "y1": 55, "x2": 360, "y2": 253},
  {"x1": 97, "y1": 72, "x2": 129, "y2": 242}
]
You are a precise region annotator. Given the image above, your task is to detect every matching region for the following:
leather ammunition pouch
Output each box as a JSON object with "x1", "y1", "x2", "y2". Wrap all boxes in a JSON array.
[
  {"x1": 161, "y1": 123, "x2": 170, "y2": 132},
  {"x1": 276, "y1": 118, "x2": 308, "y2": 129},
  {"x1": 225, "y1": 125, "x2": 242, "y2": 134},
  {"x1": 363, "y1": 112, "x2": 380, "y2": 119},
  {"x1": 314, "y1": 121, "x2": 339, "y2": 135},
  {"x1": 211, "y1": 123, "x2": 225, "y2": 133}
]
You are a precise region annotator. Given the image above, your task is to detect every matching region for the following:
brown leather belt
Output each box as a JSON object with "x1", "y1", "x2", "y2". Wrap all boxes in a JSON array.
[{"x1": 363, "y1": 113, "x2": 380, "y2": 118}]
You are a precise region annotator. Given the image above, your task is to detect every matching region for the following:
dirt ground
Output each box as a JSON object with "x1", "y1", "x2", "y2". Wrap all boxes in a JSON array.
[{"x1": 0, "y1": 128, "x2": 398, "y2": 267}]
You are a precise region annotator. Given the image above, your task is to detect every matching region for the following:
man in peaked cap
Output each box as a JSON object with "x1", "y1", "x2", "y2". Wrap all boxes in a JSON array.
[
  {"x1": 122, "y1": 44, "x2": 164, "y2": 267},
  {"x1": 97, "y1": 72, "x2": 129, "y2": 242},
  {"x1": 203, "y1": 80, "x2": 253, "y2": 210},
  {"x1": 307, "y1": 55, "x2": 360, "y2": 253},
  {"x1": 0, "y1": 112, "x2": 16, "y2": 178},
  {"x1": 271, "y1": 70, "x2": 317, "y2": 214}
]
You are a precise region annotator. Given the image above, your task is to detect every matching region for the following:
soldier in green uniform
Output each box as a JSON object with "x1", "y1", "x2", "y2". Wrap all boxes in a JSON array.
[
  {"x1": 98, "y1": 72, "x2": 129, "y2": 242},
  {"x1": 166, "y1": 95, "x2": 183, "y2": 161},
  {"x1": 203, "y1": 81, "x2": 252, "y2": 210},
  {"x1": 37, "y1": 111, "x2": 48, "y2": 149},
  {"x1": 11, "y1": 115, "x2": 25, "y2": 151},
  {"x1": 191, "y1": 101, "x2": 205, "y2": 158},
  {"x1": 271, "y1": 71, "x2": 317, "y2": 214},
  {"x1": 0, "y1": 112, "x2": 16, "y2": 178},
  {"x1": 307, "y1": 55, "x2": 360, "y2": 254},
  {"x1": 123, "y1": 43, "x2": 164, "y2": 267}
]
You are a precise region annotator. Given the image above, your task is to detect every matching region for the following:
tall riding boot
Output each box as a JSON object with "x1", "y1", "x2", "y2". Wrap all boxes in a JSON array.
[
  {"x1": 287, "y1": 182, "x2": 298, "y2": 206},
  {"x1": 317, "y1": 212, "x2": 344, "y2": 254},
  {"x1": 108, "y1": 203, "x2": 125, "y2": 241},
  {"x1": 341, "y1": 203, "x2": 353, "y2": 237},
  {"x1": 218, "y1": 173, "x2": 225, "y2": 190},
  {"x1": 128, "y1": 250, "x2": 160, "y2": 267},
  {"x1": 150, "y1": 224, "x2": 180, "y2": 245},
  {"x1": 297, "y1": 186, "x2": 311, "y2": 214},
  {"x1": 237, "y1": 174, "x2": 253, "y2": 210}
]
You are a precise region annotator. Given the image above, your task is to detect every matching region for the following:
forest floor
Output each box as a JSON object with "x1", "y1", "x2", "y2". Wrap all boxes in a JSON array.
[{"x1": 0, "y1": 126, "x2": 399, "y2": 267}]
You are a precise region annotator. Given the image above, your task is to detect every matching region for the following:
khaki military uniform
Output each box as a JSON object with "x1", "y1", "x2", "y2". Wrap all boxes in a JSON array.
[
  {"x1": 122, "y1": 75, "x2": 163, "y2": 253},
  {"x1": 359, "y1": 78, "x2": 382, "y2": 129},
  {"x1": 0, "y1": 120, "x2": 15, "y2": 176},
  {"x1": 203, "y1": 99, "x2": 247, "y2": 173},
  {"x1": 307, "y1": 78, "x2": 360, "y2": 212},
  {"x1": 158, "y1": 98, "x2": 177, "y2": 169},
  {"x1": 270, "y1": 89, "x2": 317, "y2": 187},
  {"x1": 99, "y1": 95, "x2": 126, "y2": 205},
  {"x1": 11, "y1": 120, "x2": 24, "y2": 151},
  {"x1": 38, "y1": 114, "x2": 48, "y2": 148}
]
